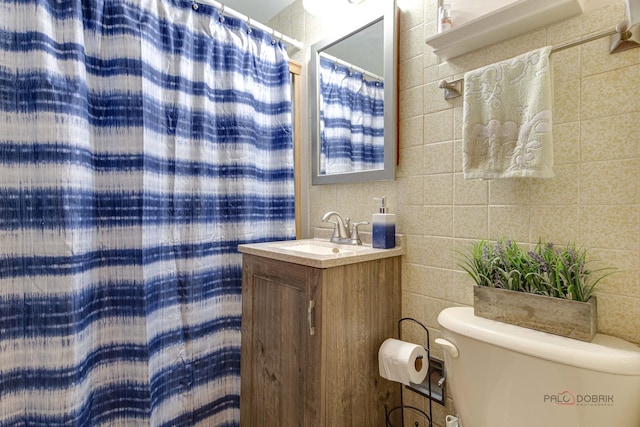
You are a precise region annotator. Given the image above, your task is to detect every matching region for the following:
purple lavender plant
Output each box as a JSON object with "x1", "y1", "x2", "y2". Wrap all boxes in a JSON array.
[{"x1": 457, "y1": 239, "x2": 615, "y2": 302}]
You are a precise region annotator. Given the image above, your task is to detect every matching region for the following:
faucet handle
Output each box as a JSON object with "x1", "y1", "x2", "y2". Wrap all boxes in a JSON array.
[{"x1": 349, "y1": 221, "x2": 370, "y2": 245}]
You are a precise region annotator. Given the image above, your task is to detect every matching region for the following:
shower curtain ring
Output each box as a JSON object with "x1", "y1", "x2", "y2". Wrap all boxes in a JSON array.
[
  {"x1": 218, "y1": 4, "x2": 225, "y2": 22},
  {"x1": 246, "y1": 17, "x2": 252, "y2": 34}
]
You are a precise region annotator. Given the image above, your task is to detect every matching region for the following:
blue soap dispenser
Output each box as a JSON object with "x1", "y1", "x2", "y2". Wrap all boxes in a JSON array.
[{"x1": 372, "y1": 197, "x2": 395, "y2": 249}]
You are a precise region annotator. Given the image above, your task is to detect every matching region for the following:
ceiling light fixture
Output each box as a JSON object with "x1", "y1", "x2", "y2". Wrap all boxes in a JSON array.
[{"x1": 303, "y1": 0, "x2": 366, "y2": 17}]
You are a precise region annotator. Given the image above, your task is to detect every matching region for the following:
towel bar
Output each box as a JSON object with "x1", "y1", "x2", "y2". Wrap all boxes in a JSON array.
[
  {"x1": 438, "y1": 79, "x2": 462, "y2": 99},
  {"x1": 438, "y1": 22, "x2": 639, "y2": 99}
]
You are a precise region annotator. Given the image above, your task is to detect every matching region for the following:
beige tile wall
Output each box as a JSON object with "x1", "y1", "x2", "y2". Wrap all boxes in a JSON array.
[{"x1": 271, "y1": 0, "x2": 640, "y2": 424}]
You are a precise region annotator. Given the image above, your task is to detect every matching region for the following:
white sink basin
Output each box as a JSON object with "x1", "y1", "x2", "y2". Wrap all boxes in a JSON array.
[
  {"x1": 268, "y1": 240, "x2": 366, "y2": 256},
  {"x1": 239, "y1": 238, "x2": 405, "y2": 268},
  {"x1": 282, "y1": 243, "x2": 356, "y2": 256}
]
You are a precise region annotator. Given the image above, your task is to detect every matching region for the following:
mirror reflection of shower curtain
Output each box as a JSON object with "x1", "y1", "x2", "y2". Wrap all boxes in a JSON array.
[
  {"x1": 319, "y1": 57, "x2": 384, "y2": 174},
  {"x1": 0, "y1": 0, "x2": 294, "y2": 425}
]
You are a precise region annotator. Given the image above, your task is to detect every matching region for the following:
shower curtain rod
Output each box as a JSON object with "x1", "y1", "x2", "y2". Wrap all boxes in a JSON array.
[
  {"x1": 319, "y1": 52, "x2": 384, "y2": 82},
  {"x1": 195, "y1": 0, "x2": 304, "y2": 49}
]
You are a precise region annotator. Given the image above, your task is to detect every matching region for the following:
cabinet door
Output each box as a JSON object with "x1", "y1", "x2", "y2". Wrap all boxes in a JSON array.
[{"x1": 240, "y1": 256, "x2": 321, "y2": 427}]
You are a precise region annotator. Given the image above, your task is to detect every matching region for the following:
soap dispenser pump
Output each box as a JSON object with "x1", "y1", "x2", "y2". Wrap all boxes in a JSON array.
[{"x1": 372, "y1": 197, "x2": 396, "y2": 249}]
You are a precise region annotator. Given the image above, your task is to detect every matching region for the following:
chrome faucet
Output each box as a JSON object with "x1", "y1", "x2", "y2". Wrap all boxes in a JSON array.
[
  {"x1": 321, "y1": 211, "x2": 350, "y2": 241},
  {"x1": 321, "y1": 211, "x2": 369, "y2": 245}
]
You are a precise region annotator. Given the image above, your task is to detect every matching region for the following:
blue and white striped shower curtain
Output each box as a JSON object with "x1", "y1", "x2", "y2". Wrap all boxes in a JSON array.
[
  {"x1": 0, "y1": 0, "x2": 294, "y2": 425},
  {"x1": 319, "y1": 57, "x2": 384, "y2": 174}
]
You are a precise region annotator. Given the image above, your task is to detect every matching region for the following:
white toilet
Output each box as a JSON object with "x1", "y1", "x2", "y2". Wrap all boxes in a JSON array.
[{"x1": 436, "y1": 306, "x2": 640, "y2": 427}]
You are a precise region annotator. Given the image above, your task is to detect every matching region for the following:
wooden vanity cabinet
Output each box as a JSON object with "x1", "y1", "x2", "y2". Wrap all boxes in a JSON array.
[{"x1": 240, "y1": 254, "x2": 401, "y2": 426}]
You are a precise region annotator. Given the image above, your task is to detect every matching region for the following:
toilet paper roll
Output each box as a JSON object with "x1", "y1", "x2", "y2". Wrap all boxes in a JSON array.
[{"x1": 378, "y1": 338, "x2": 428, "y2": 386}]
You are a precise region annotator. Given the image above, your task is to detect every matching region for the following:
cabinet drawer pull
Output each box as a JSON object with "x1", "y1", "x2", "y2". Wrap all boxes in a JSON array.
[{"x1": 308, "y1": 300, "x2": 316, "y2": 336}]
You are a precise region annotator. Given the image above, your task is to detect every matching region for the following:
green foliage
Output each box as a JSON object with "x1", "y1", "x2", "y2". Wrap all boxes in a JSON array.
[{"x1": 456, "y1": 239, "x2": 615, "y2": 302}]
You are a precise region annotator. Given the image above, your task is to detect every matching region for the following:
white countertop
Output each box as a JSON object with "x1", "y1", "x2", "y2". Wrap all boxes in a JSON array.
[{"x1": 238, "y1": 231, "x2": 405, "y2": 268}]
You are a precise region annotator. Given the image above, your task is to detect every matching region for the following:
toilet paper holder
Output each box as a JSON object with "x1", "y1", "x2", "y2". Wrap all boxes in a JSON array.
[{"x1": 383, "y1": 317, "x2": 446, "y2": 427}]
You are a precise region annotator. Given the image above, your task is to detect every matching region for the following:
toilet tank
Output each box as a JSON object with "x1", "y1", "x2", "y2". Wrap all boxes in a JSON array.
[{"x1": 437, "y1": 307, "x2": 640, "y2": 427}]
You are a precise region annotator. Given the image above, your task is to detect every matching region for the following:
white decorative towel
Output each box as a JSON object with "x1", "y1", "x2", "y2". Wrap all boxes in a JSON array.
[{"x1": 462, "y1": 46, "x2": 554, "y2": 179}]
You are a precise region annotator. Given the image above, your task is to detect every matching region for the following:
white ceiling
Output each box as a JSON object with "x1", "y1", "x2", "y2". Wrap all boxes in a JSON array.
[{"x1": 221, "y1": 0, "x2": 296, "y2": 24}]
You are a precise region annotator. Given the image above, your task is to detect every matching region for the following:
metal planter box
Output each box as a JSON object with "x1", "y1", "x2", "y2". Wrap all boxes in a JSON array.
[{"x1": 473, "y1": 286, "x2": 597, "y2": 342}]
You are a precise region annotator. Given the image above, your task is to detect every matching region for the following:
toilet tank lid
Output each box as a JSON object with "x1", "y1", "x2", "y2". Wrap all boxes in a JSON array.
[{"x1": 438, "y1": 307, "x2": 640, "y2": 376}]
